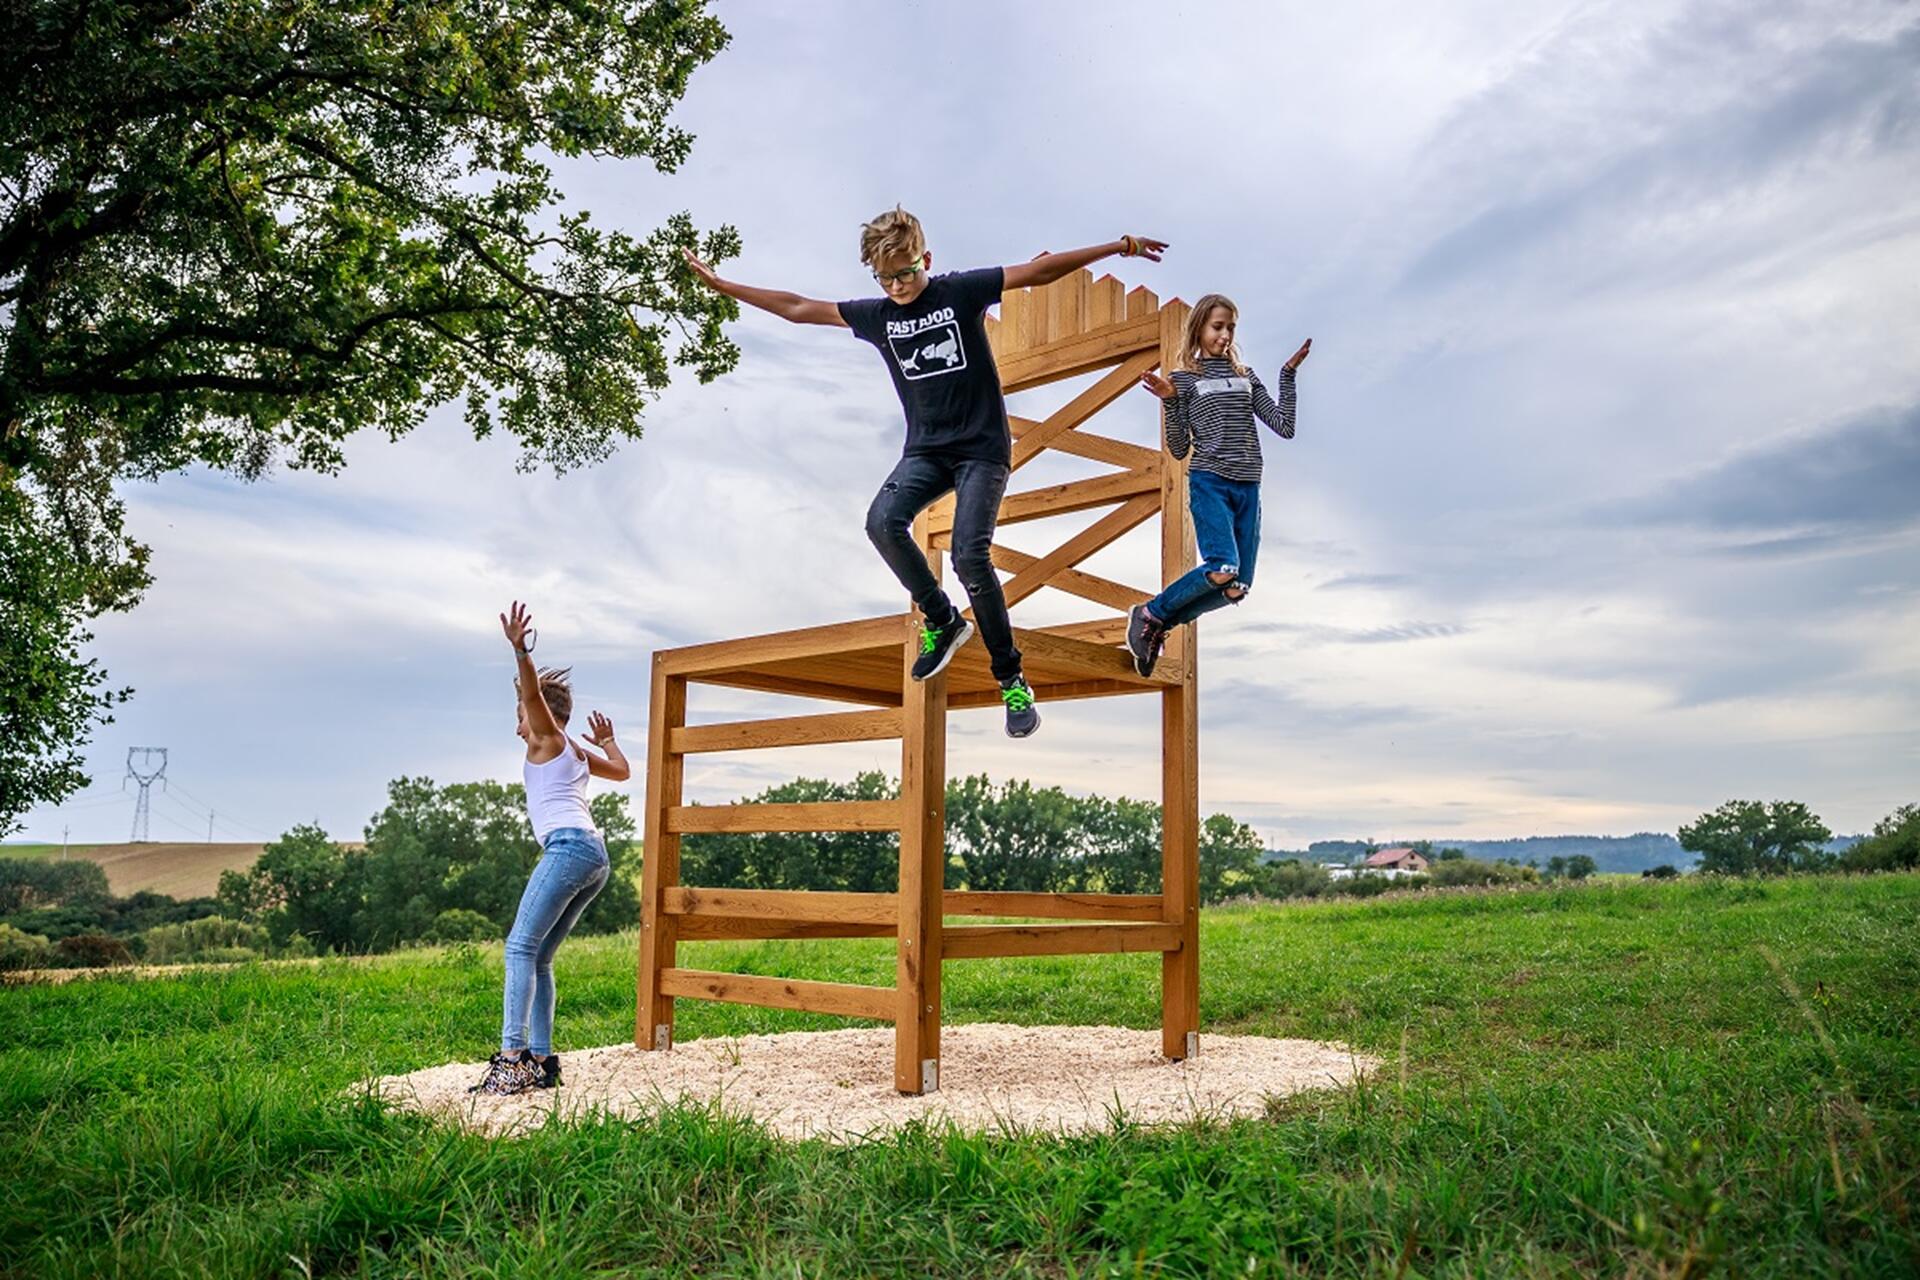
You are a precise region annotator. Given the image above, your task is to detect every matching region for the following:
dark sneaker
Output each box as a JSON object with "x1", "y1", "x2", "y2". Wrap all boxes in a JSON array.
[
  {"x1": 535, "y1": 1055, "x2": 562, "y2": 1089},
  {"x1": 911, "y1": 616, "x2": 974, "y2": 681},
  {"x1": 1126, "y1": 604, "x2": 1164, "y2": 678},
  {"x1": 468, "y1": 1051, "x2": 540, "y2": 1096},
  {"x1": 1000, "y1": 676, "x2": 1041, "y2": 738}
]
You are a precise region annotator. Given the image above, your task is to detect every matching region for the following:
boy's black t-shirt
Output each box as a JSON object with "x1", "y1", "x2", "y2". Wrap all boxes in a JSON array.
[{"x1": 838, "y1": 267, "x2": 1010, "y2": 465}]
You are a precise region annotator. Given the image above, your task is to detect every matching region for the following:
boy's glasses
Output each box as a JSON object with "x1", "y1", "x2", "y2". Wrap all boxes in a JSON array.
[{"x1": 873, "y1": 262, "x2": 923, "y2": 285}]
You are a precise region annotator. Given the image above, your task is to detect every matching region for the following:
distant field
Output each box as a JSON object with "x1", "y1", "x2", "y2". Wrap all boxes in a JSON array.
[{"x1": 0, "y1": 842, "x2": 266, "y2": 898}]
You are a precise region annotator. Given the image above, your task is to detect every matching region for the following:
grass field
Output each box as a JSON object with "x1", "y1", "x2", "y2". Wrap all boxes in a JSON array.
[
  {"x1": 1, "y1": 841, "x2": 268, "y2": 898},
  {"x1": 4, "y1": 874, "x2": 1916, "y2": 1278}
]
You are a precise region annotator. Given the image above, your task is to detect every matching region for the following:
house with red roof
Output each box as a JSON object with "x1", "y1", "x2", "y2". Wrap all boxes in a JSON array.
[{"x1": 1362, "y1": 846, "x2": 1431, "y2": 877}]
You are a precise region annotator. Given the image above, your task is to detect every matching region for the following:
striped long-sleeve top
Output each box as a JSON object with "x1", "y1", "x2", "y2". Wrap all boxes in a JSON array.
[{"x1": 1162, "y1": 356, "x2": 1296, "y2": 483}]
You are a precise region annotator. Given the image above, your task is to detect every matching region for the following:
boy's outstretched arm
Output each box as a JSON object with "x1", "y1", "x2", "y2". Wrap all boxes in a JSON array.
[
  {"x1": 683, "y1": 248, "x2": 846, "y2": 327},
  {"x1": 582, "y1": 712, "x2": 632, "y2": 783},
  {"x1": 1003, "y1": 235, "x2": 1167, "y2": 291}
]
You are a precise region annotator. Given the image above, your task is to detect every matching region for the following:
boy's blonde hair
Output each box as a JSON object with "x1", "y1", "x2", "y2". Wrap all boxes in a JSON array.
[
  {"x1": 859, "y1": 206, "x2": 926, "y2": 269},
  {"x1": 517, "y1": 666, "x2": 574, "y2": 725},
  {"x1": 1179, "y1": 293, "x2": 1249, "y2": 375}
]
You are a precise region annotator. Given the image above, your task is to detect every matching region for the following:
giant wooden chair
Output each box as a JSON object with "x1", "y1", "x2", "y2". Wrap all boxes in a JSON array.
[{"x1": 636, "y1": 270, "x2": 1199, "y2": 1093}]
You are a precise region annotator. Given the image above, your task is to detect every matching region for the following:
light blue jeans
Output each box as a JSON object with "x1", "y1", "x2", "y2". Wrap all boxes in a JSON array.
[{"x1": 501, "y1": 827, "x2": 609, "y2": 1056}]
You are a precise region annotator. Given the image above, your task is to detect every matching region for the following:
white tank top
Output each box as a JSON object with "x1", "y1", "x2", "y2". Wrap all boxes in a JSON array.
[{"x1": 524, "y1": 738, "x2": 597, "y2": 842}]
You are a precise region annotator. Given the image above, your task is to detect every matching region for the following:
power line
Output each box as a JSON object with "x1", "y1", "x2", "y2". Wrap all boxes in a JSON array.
[
  {"x1": 164, "y1": 783, "x2": 276, "y2": 838},
  {"x1": 157, "y1": 788, "x2": 269, "y2": 843}
]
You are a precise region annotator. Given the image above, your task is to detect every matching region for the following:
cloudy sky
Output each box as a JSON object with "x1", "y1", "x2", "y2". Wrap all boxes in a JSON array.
[{"x1": 20, "y1": 0, "x2": 1919, "y2": 850}]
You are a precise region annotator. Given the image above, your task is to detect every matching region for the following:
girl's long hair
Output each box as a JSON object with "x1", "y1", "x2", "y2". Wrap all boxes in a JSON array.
[{"x1": 1177, "y1": 294, "x2": 1248, "y2": 375}]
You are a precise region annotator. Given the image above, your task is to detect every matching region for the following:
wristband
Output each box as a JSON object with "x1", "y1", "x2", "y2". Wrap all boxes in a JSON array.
[{"x1": 1121, "y1": 234, "x2": 1138, "y2": 257}]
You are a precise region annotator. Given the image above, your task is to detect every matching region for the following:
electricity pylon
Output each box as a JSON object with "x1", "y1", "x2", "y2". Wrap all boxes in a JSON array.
[{"x1": 124, "y1": 748, "x2": 168, "y2": 842}]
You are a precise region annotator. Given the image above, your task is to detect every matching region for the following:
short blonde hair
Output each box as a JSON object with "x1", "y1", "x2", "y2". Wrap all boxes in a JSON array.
[
  {"x1": 859, "y1": 206, "x2": 926, "y2": 269},
  {"x1": 516, "y1": 666, "x2": 574, "y2": 725}
]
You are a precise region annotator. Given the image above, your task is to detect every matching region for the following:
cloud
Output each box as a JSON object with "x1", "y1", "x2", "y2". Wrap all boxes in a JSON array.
[
  {"x1": 1399, "y1": 6, "x2": 1920, "y2": 292},
  {"x1": 1600, "y1": 403, "x2": 1920, "y2": 544}
]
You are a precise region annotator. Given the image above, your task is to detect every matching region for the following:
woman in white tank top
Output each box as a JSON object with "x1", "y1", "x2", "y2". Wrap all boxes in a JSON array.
[{"x1": 471, "y1": 601, "x2": 632, "y2": 1097}]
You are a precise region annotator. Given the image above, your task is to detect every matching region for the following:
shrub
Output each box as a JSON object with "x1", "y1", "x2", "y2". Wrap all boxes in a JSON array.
[
  {"x1": 0, "y1": 923, "x2": 53, "y2": 971},
  {"x1": 54, "y1": 933, "x2": 134, "y2": 968},
  {"x1": 1427, "y1": 857, "x2": 1533, "y2": 888},
  {"x1": 1256, "y1": 859, "x2": 1332, "y2": 900},
  {"x1": 140, "y1": 917, "x2": 271, "y2": 964},
  {"x1": 1643, "y1": 864, "x2": 1680, "y2": 879},
  {"x1": 426, "y1": 908, "x2": 499, "y2": 943}
]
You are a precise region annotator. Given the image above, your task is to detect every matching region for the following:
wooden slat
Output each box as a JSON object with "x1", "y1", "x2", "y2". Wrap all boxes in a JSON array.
[
  {"x1": 998, "y1": 289, "x2": 1030, "y2": 357},
  {"x1": 1089, "y1": 274, "x2": 1124, "y2": 327},
  {"x1": 942, "y1": 923, "x2": 1183, "y2": 960},
  {"x1": 897, "y1": 582, "x2": 947, "y2": 1093},
  {"x1": 929, "y1": 465, "x2": 1162, "y2": 545},
  {"x1": 1000, "y1": 493, "x2": 1161, "y2": 608},
  {"x1": 997, "y1": 313, "x2": 1161, "y2": 393},
  {"x1": 636, "y1": 666, "x2": 686, "y2": 1051},
  {"x1": 664, "y1": 887, "x2": 899, "y2": 924},
  {"x1": 670, "y1": 709, "x2": 903, "y2": 754},
  {"x1": 1045, "y1": 271, "x2": 1087, "y2": 344},
  {"x1": 676, "y1": 916, "x2": 895, "y2": 941},
  {"x1": 987, "y1": 544, "x2": 1151, "y2": 612},
  {"x1": 944, "y1": 892, "x2": 1165, "y2": 921},
  {"x1": 1010, "y1": 349, "x2": 1162, "y2": 471},
  {"x1": 947, "y1": 677, "x2": 1149, "y2": 709},
  {"x1": 659, "y1": 614, "x2": 906, "y2": 677},
  {"x1": 1126, "y1": 284, "x2": 1159, "y2": 319},
  {"x1": 695, "y1": 670, "x2": 903, "y2": 708},
  {"x1": 1035, "y1": 617, "x2": 1129, "y2": 645},
  {"x1": 1158, "y1": 294, "x2": 1201, "y2": 1062},
  {"x1": 659, "y1": 968, "x2": 895, "y2": 1021},
  {"x1": 1017, "y1": 625, "x2": 1167, "y2": 685},
  {"x1": 1044, "y1": 429, "x2": 1161, "y2": 472},
  {"x1": 666, "y1": 800, "x2": 903, "y2": 834}
]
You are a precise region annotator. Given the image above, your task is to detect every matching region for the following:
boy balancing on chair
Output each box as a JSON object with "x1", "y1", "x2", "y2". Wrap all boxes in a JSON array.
[{"x1": 683, "y1": 209, "x2": 1166, "y2": 737}]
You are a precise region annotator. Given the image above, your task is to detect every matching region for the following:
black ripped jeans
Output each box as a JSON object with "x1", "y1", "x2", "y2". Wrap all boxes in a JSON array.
[{"x1": 864, "y1": 453, "x2": 1023, "y2": 683}]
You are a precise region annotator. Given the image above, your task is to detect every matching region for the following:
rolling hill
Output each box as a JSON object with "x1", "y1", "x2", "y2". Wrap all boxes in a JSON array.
[{"x1": 1, "y1": 842, "x2": 267, "y2": 899}]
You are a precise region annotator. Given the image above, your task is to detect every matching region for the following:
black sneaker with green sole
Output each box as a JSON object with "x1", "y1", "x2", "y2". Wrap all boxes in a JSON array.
[
  {"x1": 1000, "y1": 676, "x2": 1040, "y2": 738},
  {"x1": 911, "y1": 616, "x2": 973, "y2": 681}
]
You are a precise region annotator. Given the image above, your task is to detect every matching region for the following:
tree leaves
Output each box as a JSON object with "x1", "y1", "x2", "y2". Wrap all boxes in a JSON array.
[{"x1": 0, "y1": 0, "x2": 739, "y2": 825}]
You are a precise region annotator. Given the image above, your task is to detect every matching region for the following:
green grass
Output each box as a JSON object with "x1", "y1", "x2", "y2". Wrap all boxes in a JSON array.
[
  {"x1": 4, "y1": 875, "x2": 1917, "y2": 1278},
  {"x1": 0, "y1": 842, "x2": 104, "y2": 862}
]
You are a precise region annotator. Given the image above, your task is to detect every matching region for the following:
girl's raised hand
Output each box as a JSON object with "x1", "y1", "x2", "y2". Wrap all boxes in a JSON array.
[
  {"x1": 1284, "y1": 338, "x2": 1312, "y2": 371},
  {"x1": 1140, "y1": 370, "x2": 1177, "y2": 399},
  {"x1": 585, "y1": 712, "x2": 617, "y2": 748},
  {"x1": 500, "y1": 601, "x2": 535, "y2": 653}
]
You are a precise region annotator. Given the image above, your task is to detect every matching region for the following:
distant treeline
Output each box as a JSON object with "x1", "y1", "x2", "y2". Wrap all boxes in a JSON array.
[{"x1": 6, "y1": 786, "x2": 1911, "y2": 970}]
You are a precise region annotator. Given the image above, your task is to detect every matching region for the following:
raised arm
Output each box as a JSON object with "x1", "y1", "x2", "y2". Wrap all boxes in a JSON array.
[
  {"x1": 581, "y1": 712, "x2": 632, "y2": 783},
  {"x1": 501, "y1": 601, "x2": 566, "y2": 759},
  {"x1": 682, "y1": 248, "x2": 846, "y2": 327},
  {"x1": 1250, "y1": 339, "x2": 1311, "y2": 440},
  {"x1": 1003, "y1": 234, "x2": 1167, "y2": 291}
]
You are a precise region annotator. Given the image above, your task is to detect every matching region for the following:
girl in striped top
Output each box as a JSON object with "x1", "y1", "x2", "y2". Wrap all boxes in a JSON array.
[{"x1": 1126, "y1": 294, "x2": 1311, "y2": 676}]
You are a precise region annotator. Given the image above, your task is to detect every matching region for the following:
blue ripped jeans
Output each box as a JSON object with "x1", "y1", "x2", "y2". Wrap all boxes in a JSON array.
[
  {"x1": 501, "y1": 827, "x2": 609, "y2": 1056},
  {"x1": 1146, "y1": 470, "x2": 1262, "y2": 628}
]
